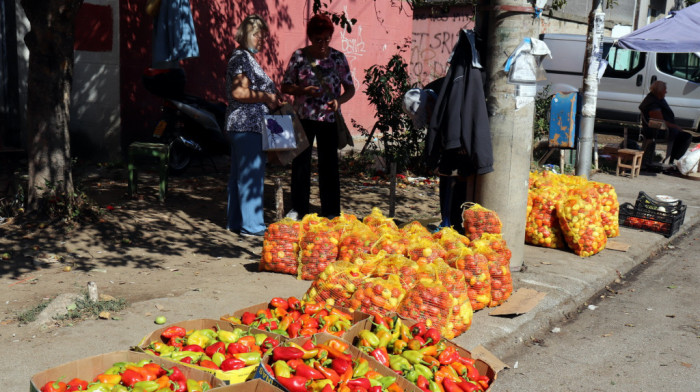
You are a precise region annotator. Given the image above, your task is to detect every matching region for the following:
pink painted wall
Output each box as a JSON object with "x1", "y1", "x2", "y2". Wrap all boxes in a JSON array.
[
  {"x1": 409, "y1": 6, "x2": 475, "y2": 87},
  {"x1": 120, "y1": 1, "x2": 414, "y2": 148}
]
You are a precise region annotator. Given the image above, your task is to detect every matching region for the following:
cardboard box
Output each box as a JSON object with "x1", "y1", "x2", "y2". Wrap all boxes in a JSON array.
[
  {"x1": 344, "y1": 315, "x2": 504, "y2": 391},
  {"x1": 213, "y1": 378, "x2": 285, "y2": 392},
  {"x1": 135, "y1": 318, "x2": 287, "y2": 384},
  {"x1": 221, "y1": 303, "x2": 371, "y2": 340},
  {"x1": 254, "y1": 332, "x2": 420, "y2": 392},
  {"x1": 29, "y1": 350, "x2": 225, "y2": 392}
]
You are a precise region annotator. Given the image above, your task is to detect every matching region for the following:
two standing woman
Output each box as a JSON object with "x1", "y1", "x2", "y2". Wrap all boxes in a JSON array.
[{"x1": 225, "y1": 14, "x2": 354, "y2": 236}]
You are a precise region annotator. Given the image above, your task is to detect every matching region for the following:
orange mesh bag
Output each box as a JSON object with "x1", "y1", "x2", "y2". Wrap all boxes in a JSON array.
[
  {"x1": 476, "y1": 233, "x2": 513, "y2": 267},
  {"x1": 348, "y1": 249, "x2": 385, "y2": 275},
  {"x1": 259, "y1": 218, "x2": 302, "y2": 275},
  {"x1": 370, "y1": 231, "x2": 409, "y2": 256},
  {"x1": 557, "y1": 184, "x2": 607, "y2": 257},
  {"x1": 525, "y1": 186, "x2": 567, "y2": 249},
  {"x1": 372, "y1": 254, "x2": 420, "y2": 290},
  {"x1": 590, "y1": 181, "x2": 620, "y2": 238},
  {"x1": 304, "y1": 260, "x2": 366, "y2": 307},
  {"x1": 433, "y1": 226, "x2": 470, "y2": 251},
  {"x1": 400, "y1": 221, "x2": 433, "y2": 241},
  {"x1": 461, "y1": 203, "x2": 502, "y2": 241},
  {"x1": 472, "y1": 240, "x2": 512, "y2": 307},
  {"x1": 446, "y1": 247, "x2": 491, "y2": 311},
  {"x1": 337, "y1": 221, "x2": 378, "y2": 262},
  {"x1": 406, "y1": 237, "x2": 447, "y2": 266},
  {"x1": 297, "y1": 220, "x2": 341, "y2": 280},
  {"x1": 348, "y1": 274, "x2": 406, "y2": 315},
  {"x1": 300, "y1": 213, "x2": 330, "y2": 232},
  {"x1": 432, "y1": 260, "x2": 473, "y2": 336},
  {"x1": 398, "y1": 279, "x2": 455, "y2": 338},
  {"x1": 363, "y1": 207, "x2": 400, "y2": 233}
]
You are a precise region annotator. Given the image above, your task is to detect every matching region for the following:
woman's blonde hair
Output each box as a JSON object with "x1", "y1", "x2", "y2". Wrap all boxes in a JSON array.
[{"x1": 235, "y1": 14, "x2": 269, "y2": 48}]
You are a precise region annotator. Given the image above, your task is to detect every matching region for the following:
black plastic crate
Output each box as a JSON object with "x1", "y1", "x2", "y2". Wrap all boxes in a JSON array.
[
  {"x1": 619, "y1": 202, "x2": 686, "y2": 237},
  {"x1": 634, "y1": 191, "x2": 683, "y2": 213}
]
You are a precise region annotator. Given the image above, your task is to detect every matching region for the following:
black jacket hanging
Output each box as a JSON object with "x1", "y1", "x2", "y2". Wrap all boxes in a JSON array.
[{"x1": 426, "y1": 29, "x2": 493, "y2": 176}]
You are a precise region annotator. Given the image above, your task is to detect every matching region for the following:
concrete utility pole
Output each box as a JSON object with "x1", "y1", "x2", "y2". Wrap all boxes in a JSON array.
[
  {"x1": 575, "y1": 0, "x2": 605, "y2": 179},
  {"x1": 477, "y1": 0, "x2": 538, "y2": 271}
]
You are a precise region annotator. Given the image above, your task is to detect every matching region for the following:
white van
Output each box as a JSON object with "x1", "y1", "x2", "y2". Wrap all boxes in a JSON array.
[{"x1": 539, "y1": 33, "x2": 700, "y2": 132}]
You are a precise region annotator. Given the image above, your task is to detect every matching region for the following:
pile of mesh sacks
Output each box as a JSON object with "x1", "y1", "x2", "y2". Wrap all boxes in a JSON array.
[
  {"x1": 526, "y1": 171, "x2": 619, "y2": 257},
  {"x1": 259, "y1": 206, "x2": 513, "y2": 339}
]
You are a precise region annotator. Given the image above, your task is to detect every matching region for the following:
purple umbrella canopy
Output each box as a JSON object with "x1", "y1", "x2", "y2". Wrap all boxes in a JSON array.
[{"x1": 615, "y1": 3, "x2": 700, "y2": 52}]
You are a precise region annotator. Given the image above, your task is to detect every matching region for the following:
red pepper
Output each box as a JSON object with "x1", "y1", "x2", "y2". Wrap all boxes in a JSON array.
[
  {"x1": 295, "y1": 362, "x2": 324, "y2": 380},
  {"x1": 259, "y1": 320, "x2": 279, "y2": 331},
  {"x1": 228, "y1": 342, "x2": 249, "y2": 355},
  {"x1": 288, "y1": 297, "x2": 302, "y2": 311},
  {"x1": 258, "y1": 308, "x2": 274, "y2": 319},
  {"x1": 120, "y1": 369, "x2": 145, "y2": 387},
  {"x1": 313, "y1": 362, "x2": 340, "y2": 384},
  {"x1": 168, "y1": 337, "x2": 184, "y2": 349},
  {"x1": 413, "y1": 336, "x2": 426, "y2": 347},
  {"x1": 316, "y1": 309, "x2": 329, "y2": 318},
  {"x1": 424, "y1": 328, "x2": 441, "y2": 344},
  {"x1": 474, "y1": 375, "x2": 490, "y2": 390},
  {"x1": 331, "y1": 358, "x2": 351, "y2": 375},
  {"x1": 322, "y1": 384, "x2": 334, "y2": 392},
  {"x1": 410, "y1": 321, "x2": 427, "y2": 338},
  {"x1": 168, "y1": 366, "x2": 188, "y2": 392},
  {"x1": 276, "y1": 376, "x2": 309, "y2": 392},
  {"x1": 205, "y1": 341, "x2": 227, "y2": 358},
  {"x1": 273, "y1": 346, "x2": 305, "y2": 361},
  {"x1": 417, "y1": 375, "x2": 429, "y2": 390},
  {"x1": 288, "y1": 321, "x2": 303, "y2": 338},
  {"x1": 302, "y1": 339, "x2": 316, "y2": 351},
  {"x1": 303, "y1": 302, "x2": 324, "y2": 315},
  {"x1": 181, "y1": 356, "x2": 193, "y2": 364},
  {"x1": 161, "y1": 325, "x2": 186, "y2": 339},
  {"x1": 221, "y1": 358, "x2": 247, "y2": 371},
  {"x1": 41, "y1": 381, "x2": 67, "y2": 392},
  {"x1": 318, "y1": 343, "x2": 352, "y2": 362},
  {"x1": 438, "y1": 346, "x2": 459, "y2": 365},
  {"x1": 456, "y1": 381, "x2": 482, "y2": 392},
  {"x1": 262, "y1": 337, "x2": 280, "y2": 353},
  {"x1": 367, "y1": 311, "x2": 389, "y2": 330},
  {"x1": 271, "y1": 297, "x2": 290, "y2": 310},
  {"x1": 289, "y1": 310, "x2": 302, "y2": 320},
  {"x1": 370, "y1": 347, "x2": 390, "y2": 367},
  {"x1": 369, "y1": 387, "x2": 383, "y2": 392},
  {"x1": 66, "y1": 378, "x2": 88, "y2": 392},
  {"x1": 199, "y1": 359, "x2": 220, "y2": 370},
  {"x1": 182, "y1": 344, "x2": 204, "y2": 353},
  {"x1": 443, "y1": 378, "x2": 464, "y2": 392},
  {"x1": 347, "y1": 378, "x2": 371, "y2": 390},
  {"x1": 455, "y1": 356, "x2": 475, "y2": 366},
  {"x1": 241, "y1": 311, "x2": 257, "y2": 325},
  {"x1": 464, "y1": 363, "x2": 480, "y2": 380}
]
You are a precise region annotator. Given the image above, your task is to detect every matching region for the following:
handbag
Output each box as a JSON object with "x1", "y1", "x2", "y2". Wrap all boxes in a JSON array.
[
  {"x1": 261, "y1": 114, "x2": 297, "y2": 152},
  {"x1": 268, "y1": 104, "x2": 310, "y2": 165},
  {"x1": 336, "y1": 110, "x2": 354, "y2": 150}
]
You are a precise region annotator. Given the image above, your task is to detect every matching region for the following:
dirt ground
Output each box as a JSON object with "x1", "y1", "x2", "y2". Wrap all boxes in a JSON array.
[{"x1": 0, "y1": 153, "x2": 442, "y2": 331}]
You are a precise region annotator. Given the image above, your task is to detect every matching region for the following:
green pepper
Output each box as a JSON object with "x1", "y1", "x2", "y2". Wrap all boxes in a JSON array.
[
  {"x1": 103, "y1": 364, "x2": 123, "y2": 375},
  {"x1": 186, "y1": 332, "x2": 210, "y2": 348},
  {"x1": 198, "y1": 328, "x2": 218, "y2": 341},
  {"x1": 111, "y1": 386, "x2": 130, "y2": 392},
  {"x1": 376, "y1": 376, "x2": 396, "y2": 388},
  {"x1": 414, "y1": 364, "x2": 434, "y2": 381},
  {"x1": 233, "y1": 351, "x2": 262, "y2": 365},
  {"x1": 186, "y1": 379, "x2": 203, "y2": 392},
  {"x1": 254, "y1": 333, "x2": 268, "y2": 346},
  {"x1": 369, "y1": 378, "x2": 382, "y2": 388},
  {"x1": 169, "y1": 351, "x2": 204, "y2": 362},
  {"x1": 435, "y1": 340, "x2": 447, "y2": 353},
  {"x1": 212, "y1": 352, "x2": 226, "y2": 367},
  {"x1": 428, "y1": 380, "x2": 441, "y2": 392},
  {"x1": 271, "y1": 329, "x2": 289, "y2": 337},
  {"x1": 353, "y1": 358, "x2": 370, "y2": 378},
  {"x1": 403, "y1": 369, "x2": 418, "y2": 383},
  {"x1": 133, "y1": 380, "x2": 160, "y2": 392},
  {"x1": 401, "y1": 350, "x2": 424, "y2": 365},
  {"x1": 86, "y1": 383, "x2": 111, "y2": 392},
  {"x1": 273, "y1": 360, "x2": 292, "y2": 378},
  {"x1": 359, "y1": 330, "x2": 380, "y2": 347},
  {"x1": 217, "y1": 329, "x2": 241, "y2": 344},
  {"x1": 389, "y1": 355, "x2": 411, "y2": 373}
]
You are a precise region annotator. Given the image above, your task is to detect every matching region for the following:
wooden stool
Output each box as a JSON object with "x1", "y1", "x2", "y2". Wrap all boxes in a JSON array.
[
  {"x1": 128, "y1": 142, "x2": 169, "y2": 202},
  {"x1": 616, "y1": 148, "x2": 644, "y2": 178}
]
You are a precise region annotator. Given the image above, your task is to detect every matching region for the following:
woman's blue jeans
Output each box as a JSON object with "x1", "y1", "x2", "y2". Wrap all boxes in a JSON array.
[{"x1": 227, "y1": 131, "x2": 266, "y2": 234}]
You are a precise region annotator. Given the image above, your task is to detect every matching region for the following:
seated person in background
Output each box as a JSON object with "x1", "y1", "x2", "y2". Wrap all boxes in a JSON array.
[{"x1": 639, "y1": 80, "x2": 682, "y2": 165}]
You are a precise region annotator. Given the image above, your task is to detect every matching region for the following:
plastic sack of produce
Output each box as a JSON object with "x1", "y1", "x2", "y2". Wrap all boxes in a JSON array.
[
  {"x1": 526, "y1": 186, "x2": 567, "y2": 249},
  {"x1": 401, "y1": 221, "x2": 433, "y2": 240},
  {"x1": 432, "y1": 260, "x2": 473, "y2": 336},
  {"x1": 304, "y1": 260, "x2": 365, "y2": 307},
  {"x1": 348, "y1": 274, "x2": 406, "y2": 314},
  {"x1": 557, "y1": 185, "x2": 607, "y2": 257},
  {"x1": 363, "y1": 207, "x2": 400, "y2": 233},
  {"x1": 471, "y1": 239, "x2": 512, "y2": 307},
  {"x1": 300, "y1": 213, "x2": 329, "y2": 231},
  {"x1": 406, "y1": 237, "x2": 447, "y2": 266},
  {"x1": 590, "y1": 181, "x2": 620, "y2": 238},
  {"x1": 446, "y1": 247, "x2": 491, "y2": 311},
  {"x1": 370, "y1": 231, "x2": 409, "y2": 256},
  {"x1": 348, "y1": 249, "x2": 385, "y2": 275},
  {"x1": 329, "y1": 212, "x2": 360, "y2": 229},
  {"x1": 259, "y1": 218, "x2": 301, "y2": 275},
  {"x1": 337, "y1": 221, "x2": 378, "y2": 262},
  {"x1": 297, "y1": 220, "x2": 341, "y2": 280},
  {"x1": 433, "y1": 226, "x2": 470, "y2": 251},
  {"x1": 397, "y1": 279, "x2": 456, "y2": 338},
  {"x1": 461, "y1": 202, "x2": 502, "y2": 241},
  {"x1": 371, "y1": 254, "x2": 420, "y2": 290}
]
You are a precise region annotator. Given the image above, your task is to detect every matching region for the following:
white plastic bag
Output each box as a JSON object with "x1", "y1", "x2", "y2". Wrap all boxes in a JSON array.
[{"x1": 676, "y1": 147, "x2": 700, "y2": 175}]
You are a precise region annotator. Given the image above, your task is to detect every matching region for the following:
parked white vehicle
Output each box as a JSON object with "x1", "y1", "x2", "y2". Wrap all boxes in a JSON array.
[{"x1": 539, "y1": 33, "x2": 700, "y2": 132}]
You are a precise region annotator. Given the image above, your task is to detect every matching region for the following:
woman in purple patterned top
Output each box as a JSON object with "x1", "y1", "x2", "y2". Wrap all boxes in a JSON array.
[{"x1": 281, "y1": 14, "x2": 355, "y2": 219}]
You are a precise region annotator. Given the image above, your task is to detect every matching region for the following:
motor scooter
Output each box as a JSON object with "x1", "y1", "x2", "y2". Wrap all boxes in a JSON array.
[{"x1": 142, "y1": 67, "x2": 229, "y2": 174}]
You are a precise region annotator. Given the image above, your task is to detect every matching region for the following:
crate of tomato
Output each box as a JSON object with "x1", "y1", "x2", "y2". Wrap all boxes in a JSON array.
[{"x1": 619, "y1": 194, "x2": 686, "y2": 237}]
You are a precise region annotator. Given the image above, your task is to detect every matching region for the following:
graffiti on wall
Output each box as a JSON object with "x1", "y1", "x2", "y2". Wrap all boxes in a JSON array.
[{"x1": 339, "y1": 6, "x2": 366, "y2": 89}]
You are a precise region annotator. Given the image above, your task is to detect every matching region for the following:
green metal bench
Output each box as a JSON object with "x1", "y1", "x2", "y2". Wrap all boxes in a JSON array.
[{"x1": 127, "y1": 142, "x2": 169, "y2": 202}]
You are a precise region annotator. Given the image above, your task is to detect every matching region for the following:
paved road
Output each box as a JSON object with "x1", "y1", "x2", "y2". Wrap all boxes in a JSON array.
[{"x1": 491, "y1": 224, "x2": 700, "y2": 391}]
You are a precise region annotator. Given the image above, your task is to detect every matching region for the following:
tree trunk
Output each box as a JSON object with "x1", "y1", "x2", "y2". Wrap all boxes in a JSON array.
[{"x1": 20, "y1": 0, "x2": 83, "y2": 212}]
